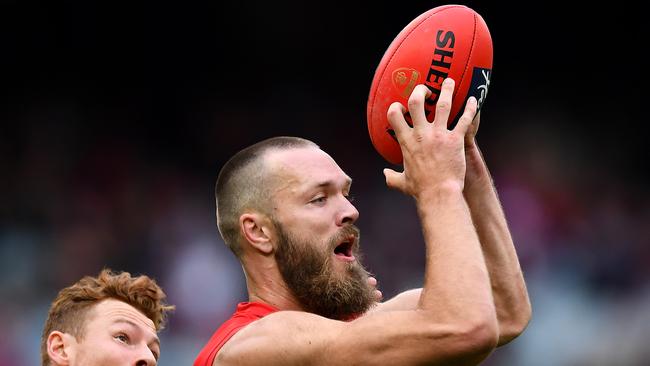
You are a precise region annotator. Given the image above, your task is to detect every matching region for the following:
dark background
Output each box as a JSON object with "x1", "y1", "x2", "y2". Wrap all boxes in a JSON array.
[{"x1": 1, "y1": 2, "x2": 648, "y2": 365}]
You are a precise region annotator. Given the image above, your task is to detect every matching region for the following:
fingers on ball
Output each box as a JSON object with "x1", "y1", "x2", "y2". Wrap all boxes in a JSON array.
[
  {"x1": 387, "y1": 102, "x2": 408, "y2": 134},
  {"x1": 407, "y1": 85, "x2": 431, "y2": 126},
  {"x1": 456, "y1": 97, "x2": 478, "y2": 132},
  {"x1": 434, "y1": 78, "x2": 455, "y2": 125}
]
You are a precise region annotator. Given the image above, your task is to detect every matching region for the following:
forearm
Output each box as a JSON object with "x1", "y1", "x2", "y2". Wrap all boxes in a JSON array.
[
  {"x1": 376, "y1": 82, "x2": 498, "y2": 363},
  {"x1": 417, "y1": 184, "x2": 497, "y2": 326},
  {"x1": 464, "y1": 143, "x2": 531, "y2": 345},
  {"x1": 373, "y1": 289, "x2": 421, "y2": 312}
]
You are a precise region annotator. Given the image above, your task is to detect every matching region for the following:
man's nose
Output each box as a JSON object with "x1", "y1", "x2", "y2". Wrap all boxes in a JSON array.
[
  {"x1": 135, "y1": 345, "x2": 157, "y2": 366},
  {"x1": 337, "y1": 195, "x2": 359, "y2": 226}
]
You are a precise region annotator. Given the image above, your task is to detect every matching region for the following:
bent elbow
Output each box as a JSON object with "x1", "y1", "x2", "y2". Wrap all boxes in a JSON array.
[
  {"x1": 461, "y1": 316, "x2": 499, "y2": 356},
  {"x1": 498, "y1": 302, "x2": 532, "y2": 346},
  {"x1": 435, "y1": 314, "x2": 498, "y2": 363},
  {"x1": 416, "y1": 310, "x2": 499, "y2": 364}
]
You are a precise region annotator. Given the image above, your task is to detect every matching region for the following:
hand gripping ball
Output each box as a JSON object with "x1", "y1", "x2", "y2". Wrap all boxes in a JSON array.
[{"x1": 367, "y1": 5, "x2": 493, "y2": 164}]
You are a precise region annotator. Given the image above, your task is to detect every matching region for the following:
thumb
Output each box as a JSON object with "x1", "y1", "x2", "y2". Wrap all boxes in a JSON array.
[{"x1": 383, "y1": 168, "x2": 404, "y2": 190}]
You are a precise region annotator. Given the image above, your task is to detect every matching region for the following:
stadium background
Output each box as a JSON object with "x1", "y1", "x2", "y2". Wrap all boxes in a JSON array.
[{"x1": 1, "y1": 1, "x2": 648, "y2": 364}]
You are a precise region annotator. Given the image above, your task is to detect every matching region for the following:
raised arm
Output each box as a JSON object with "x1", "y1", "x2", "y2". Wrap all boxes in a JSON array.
[
  {"x1": 373, "y1": 115, "x2": 532, "y2": 346},
  {"x1": 463, "y1": 112, "x2": 531, "y2": 346},
  {"x1": 215, "y1": 80, "x2": 498, "y2": 366}
]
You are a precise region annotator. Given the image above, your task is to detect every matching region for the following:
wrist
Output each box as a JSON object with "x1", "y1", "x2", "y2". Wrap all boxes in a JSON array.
[
  {"x1": 416, "y1": 180, "x2": 465, "y2": 204},
  {"x1": 464, "y1": 140, "x2": 482, "y2": 165},
  {"x1": 465, "y1": 144, "x2": 488, "y2": 181}
]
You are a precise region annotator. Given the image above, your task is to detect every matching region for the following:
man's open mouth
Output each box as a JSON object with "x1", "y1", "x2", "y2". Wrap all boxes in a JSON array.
[{"x1": 333, "y1": 236, "x2": 355, "y2": 262}]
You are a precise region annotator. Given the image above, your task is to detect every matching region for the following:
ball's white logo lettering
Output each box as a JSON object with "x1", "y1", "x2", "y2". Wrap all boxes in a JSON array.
[{"x1": 477, "y1": 69, "x2": 490, "y2": 105}]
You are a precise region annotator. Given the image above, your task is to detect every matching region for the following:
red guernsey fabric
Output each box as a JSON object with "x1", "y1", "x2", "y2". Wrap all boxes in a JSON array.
[{"x1": 193, "y1": 302, "x2": 278, "y2": 366}]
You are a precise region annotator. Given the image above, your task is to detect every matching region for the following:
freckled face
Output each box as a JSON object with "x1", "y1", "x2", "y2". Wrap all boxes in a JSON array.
[{"x1": 69, "y1": 299, "x2": 160, "y2": 366}]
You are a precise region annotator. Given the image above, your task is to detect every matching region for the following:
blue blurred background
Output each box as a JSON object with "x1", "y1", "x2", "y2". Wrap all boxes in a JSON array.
[{"x1": 1, "y1": 1, "x2": 648, "y2": 365}]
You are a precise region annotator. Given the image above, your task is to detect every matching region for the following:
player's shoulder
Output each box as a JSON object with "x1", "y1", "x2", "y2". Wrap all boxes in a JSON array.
[
  {"x1": 232, "y1": 309, "x2": 343, "y2": 341},
  {"x1": 215, "y1": 310, "x2": 345, "y2": 366}
]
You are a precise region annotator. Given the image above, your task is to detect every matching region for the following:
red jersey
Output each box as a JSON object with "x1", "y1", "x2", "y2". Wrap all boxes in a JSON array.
[{"x1": 193, "y1": 302, "x2": 278, "y2": 366}]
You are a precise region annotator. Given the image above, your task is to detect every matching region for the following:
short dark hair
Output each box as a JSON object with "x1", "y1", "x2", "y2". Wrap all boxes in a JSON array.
[
  {"x1": 41, "y1": 268, "x2": 174, "y2": 366},
  {"x1": 215, "y1": 136, "x2": 318, "y2": 256}
]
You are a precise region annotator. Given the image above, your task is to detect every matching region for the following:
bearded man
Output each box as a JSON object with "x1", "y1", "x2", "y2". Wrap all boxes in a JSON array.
[{"x1": 194, "y1": 79, "x2": 531, "y2": 366}]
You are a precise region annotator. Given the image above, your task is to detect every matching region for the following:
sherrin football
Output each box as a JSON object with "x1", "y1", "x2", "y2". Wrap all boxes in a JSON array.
[{"x1": 367, "y1": 5, "x2": 493, "y2": 164}]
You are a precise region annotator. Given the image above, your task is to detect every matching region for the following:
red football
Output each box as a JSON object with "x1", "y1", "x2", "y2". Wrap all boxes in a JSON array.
[{"x1": 367, "y1": 5, "x2": 493, "y2": 164}]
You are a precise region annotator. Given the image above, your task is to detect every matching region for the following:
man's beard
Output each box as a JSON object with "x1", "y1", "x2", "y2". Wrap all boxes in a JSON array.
[{"x1": 273, "y1": 221, "x2": 375, "y2": 320}]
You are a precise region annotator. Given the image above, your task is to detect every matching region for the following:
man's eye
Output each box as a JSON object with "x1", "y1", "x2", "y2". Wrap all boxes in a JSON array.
[
  {"x1": 115, "y1": 334, "x2": 129, "y2": 343},
  {"x1": 310, "y1": 196, "x2": 326, "y2": 204}
]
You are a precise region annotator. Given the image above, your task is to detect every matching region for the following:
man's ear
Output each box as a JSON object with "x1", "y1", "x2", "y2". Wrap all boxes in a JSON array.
[
  {"x1": 240, "y1": 213, "x2": 274, "y2": 254},
  {"x1": 47, "y1": 331, "x2": 75, "y2": 365}
]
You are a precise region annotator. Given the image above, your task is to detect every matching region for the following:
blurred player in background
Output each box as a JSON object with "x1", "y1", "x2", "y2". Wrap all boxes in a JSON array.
[
  {"x1": 194, "y1": 78, "x2": 531, "y2": 365},
  {"x1": 41, "y1": 268, "x2": 174, "y2": 366}
]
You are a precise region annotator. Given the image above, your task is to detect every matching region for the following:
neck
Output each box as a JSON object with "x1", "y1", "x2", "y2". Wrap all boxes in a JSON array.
[{"x1": 241, "y1": 256, "x2": 303, "y2": 311}]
